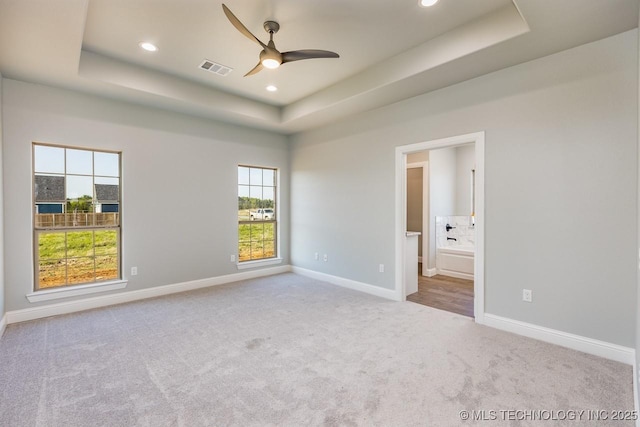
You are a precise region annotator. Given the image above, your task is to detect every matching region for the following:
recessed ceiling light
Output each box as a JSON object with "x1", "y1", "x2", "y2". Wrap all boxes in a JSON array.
[
  {"x1": 266, "y1": 85, "x2": 278, "y2": 92},
  {"x1": 139, "y1": 42, "x2": 158, "y2": 52},
  {"x1": 420, "y1": 0, "x2": 439, "y2": 7}
]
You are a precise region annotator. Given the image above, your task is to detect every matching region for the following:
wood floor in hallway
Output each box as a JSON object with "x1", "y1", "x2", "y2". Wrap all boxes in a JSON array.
[{"x1": 407, "y1": 265, "x2": 474, "y2": 317}]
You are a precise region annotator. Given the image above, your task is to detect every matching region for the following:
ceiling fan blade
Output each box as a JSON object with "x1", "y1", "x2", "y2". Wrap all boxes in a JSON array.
[
  {"x1": 222, "y1": 4, "x2": 267, "y2": 49},
  {"x1": 281, "y1": 50, "x2": 340, "y2": 64},
  {"x1": 244, "y1": 62, "x2": 264, "y2": 77}
]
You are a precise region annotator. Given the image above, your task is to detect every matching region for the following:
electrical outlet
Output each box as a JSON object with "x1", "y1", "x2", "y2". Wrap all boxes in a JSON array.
[
  {"x1": 522, "y1": 289, "x2": 532, "y2": 303},
  {"x1": 323, "y1": 254, "x2": 328, "y2": 262},
  {"x1": 131, "y1": 267, "x2": 138, "y2": 276},
  {"x1": 314, "y1": 252, "x2": 319, "y2": 261},
  {"x1": 230, "y1": 254, "x2": 236, "y2": 262},
  {"x1": 379, "y1": 264, "x2": 385, "y2": 273}
]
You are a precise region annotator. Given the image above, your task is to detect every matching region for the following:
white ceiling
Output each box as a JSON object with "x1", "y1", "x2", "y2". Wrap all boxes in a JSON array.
[{"x1": 0, "y1": 0, "x2": 637, "y2": 134}]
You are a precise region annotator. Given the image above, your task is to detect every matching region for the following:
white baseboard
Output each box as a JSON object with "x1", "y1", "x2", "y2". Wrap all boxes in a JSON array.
[
  {"x1": 483, "y1": 313, "x2": 635, "y2": 365},
  {"x1": 291, "y1": 266, "x2": 399, "y2": 301},
  {"x1": 0, "y1": 313, "x2": 6, "y2": 338},
  {"x1": 425, "y1": 268, "x2": 437, "y2": 277},
  {"x1": 436, "y1": 268, "x2": 473, "y2": 280},
  {"x1": 5, "y1": 265, "x2": 291, "y2": 325}
]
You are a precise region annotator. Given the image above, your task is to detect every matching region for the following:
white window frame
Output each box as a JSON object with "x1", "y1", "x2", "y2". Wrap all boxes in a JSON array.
[
  {"x1": 31, "y1": 143, "x2": 124, "y2": 299},
  {"x1": 237, "y1": 165, "x2": 282, "y2": 269}
]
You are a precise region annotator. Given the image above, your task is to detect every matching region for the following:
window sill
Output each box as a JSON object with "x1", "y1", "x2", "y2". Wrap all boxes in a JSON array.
[
  {"x1": 236, "y1": 258, "x2": 283, "y2": 270},
  {"x1": 26, "y1": 280, "x2": 128, "y2": 303}
]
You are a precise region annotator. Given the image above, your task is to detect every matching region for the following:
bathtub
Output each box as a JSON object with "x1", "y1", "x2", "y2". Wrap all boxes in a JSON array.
[{"x1": 436, "y1": 245, "x2": 474, "y2": 280}]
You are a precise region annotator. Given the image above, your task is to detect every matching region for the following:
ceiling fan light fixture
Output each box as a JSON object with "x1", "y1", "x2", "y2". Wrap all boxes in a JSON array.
[
  {"x1": 261, "y1": 58, "x2": 281, "y2": 69},
  {"x1": 420, "y1": 0, "x2": 439, "y2": 7},
  {"x1": 259, "y1": 48, "x2": 281, "y2": 69}
]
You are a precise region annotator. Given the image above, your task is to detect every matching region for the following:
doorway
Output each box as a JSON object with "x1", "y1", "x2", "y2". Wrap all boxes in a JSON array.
[
  {"x1": 406, "y1": 161, "x2": 428, "y2": 270},
  {"x1": 406, "y1": 146, "x2": 475, "y2": 317},
  {"x1": 395, "y1": 132, "x2": 485, "y2": 324}
]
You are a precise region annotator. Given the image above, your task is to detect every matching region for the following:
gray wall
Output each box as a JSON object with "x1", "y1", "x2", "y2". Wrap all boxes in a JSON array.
[
  {"x1": 428, "y1": 147, "x2": 456, "y2": 268},
  {"x1": 2, "y1": 79, "x2": 289, "y2": 312},
  {"x1": 636, "y1": 7, "x2": 640, "y2": 390},
  {"x1": 455, "y1": 144, "x2": 475, "y2": 216},
  {"x1": 290, "y1": 30, "x2": 638, "y2": 347},
  {"x1": 0, "y1": 73, "x2": 4, "y2": 321}
]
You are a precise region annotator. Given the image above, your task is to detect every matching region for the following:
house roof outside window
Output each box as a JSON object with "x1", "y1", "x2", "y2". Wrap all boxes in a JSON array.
[
  {"x1": 95, "y1": 184, "x2": 119, "y2": 203},
  {"x1": 34, "y1": 175, "x2": 65, "y2": 202}
]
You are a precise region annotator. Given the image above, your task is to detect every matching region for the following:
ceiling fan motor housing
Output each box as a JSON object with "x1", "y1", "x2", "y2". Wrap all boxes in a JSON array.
[{"x1": 263, "y1": 21, "x2": 280, "y2": 34}]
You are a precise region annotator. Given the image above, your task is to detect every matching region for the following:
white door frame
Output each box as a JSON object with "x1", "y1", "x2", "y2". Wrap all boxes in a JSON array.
[
  {"x1": 395, "y1": 131, "x2": 485, "y2": 324},
  {"x1": 406, "y1": 161, "x2": 429, "y2": 275}
]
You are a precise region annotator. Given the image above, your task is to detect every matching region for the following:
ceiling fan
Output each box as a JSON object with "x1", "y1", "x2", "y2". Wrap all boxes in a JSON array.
[{"x1": 222, "y1": 4, "x2": 340, "y2": 77}]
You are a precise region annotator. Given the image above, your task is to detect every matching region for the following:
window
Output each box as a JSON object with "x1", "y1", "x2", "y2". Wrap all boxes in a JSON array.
[
  {"x1": 33, "y1": 143, "x2": 121, "y2": 290},
  {"x1": 238, "y1": 166, "x2": 277, "y2": 262}
]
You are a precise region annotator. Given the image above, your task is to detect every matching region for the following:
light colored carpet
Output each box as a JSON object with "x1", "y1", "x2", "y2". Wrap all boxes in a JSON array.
[{"x1": 0, "y1": 273, "x2": 634, "y2": 426}]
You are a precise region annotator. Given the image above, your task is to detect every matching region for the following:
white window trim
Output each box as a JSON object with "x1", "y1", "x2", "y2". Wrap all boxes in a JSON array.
[
  {"x1": 26, "y1": 279, "x2": 128, "y2": 303},
  {"x1": 236, "y1": 257, "x2": 283, "y2": 270},
  {"x1": 32, "y1": 143, "x2": 123, "y2": 294},
  {"x1": 237, "y1": 165, "x2": 280, "y2": 265}
]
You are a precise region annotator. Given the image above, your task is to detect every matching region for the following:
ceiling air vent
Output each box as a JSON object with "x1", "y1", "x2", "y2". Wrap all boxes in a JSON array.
[{"x1": 199, "y1": 60, "x2": 233, "y2": 76}]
